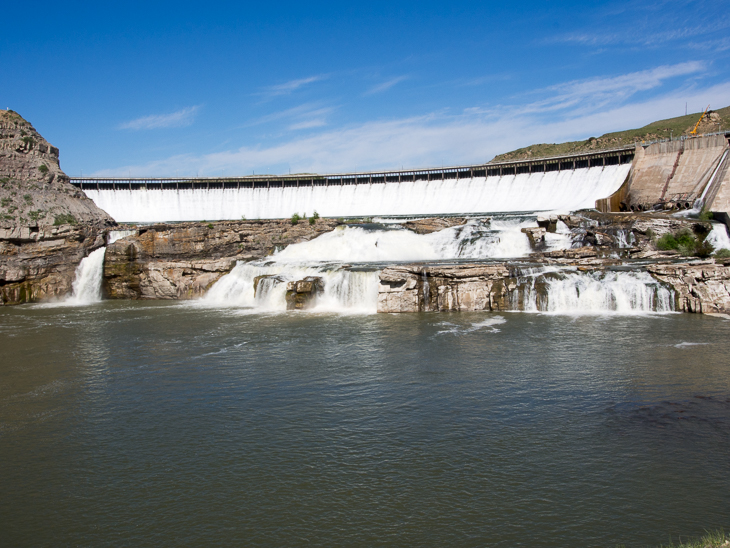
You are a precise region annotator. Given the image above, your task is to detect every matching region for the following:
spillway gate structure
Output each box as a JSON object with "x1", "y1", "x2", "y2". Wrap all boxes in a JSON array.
[{"x1": 70, "y1": 147, "x2": 635, "y2": 192}]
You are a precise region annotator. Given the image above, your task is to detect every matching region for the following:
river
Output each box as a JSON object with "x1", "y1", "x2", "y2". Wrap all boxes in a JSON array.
[{"x1": 1, "y1": 301, "x2": 728, "y2": 546}]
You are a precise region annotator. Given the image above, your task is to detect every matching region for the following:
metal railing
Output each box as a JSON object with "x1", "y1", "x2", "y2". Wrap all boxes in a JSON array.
[{"x1": 70, "y1": 146, "x2": 636, "y2": 191}]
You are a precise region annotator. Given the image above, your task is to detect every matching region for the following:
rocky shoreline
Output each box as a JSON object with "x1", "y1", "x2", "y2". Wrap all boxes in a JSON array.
[
  {"x1": 3, "y1": 210, "x2": 730, "y2": 314},
  {"x1": 0, "y1": 223, "x2": 106, "y2": 305},
  {"x1": 2, "y1": 109, "x2": 730, "y2": 313},
  {"x1": 376, "y1": 258, "x2": 730, "y2": 314}
]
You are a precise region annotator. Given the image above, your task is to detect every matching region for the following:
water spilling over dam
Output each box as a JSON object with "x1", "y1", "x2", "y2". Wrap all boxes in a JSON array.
[{"x1": 73, "y1": 149, "x2": 634, "y2": 222}]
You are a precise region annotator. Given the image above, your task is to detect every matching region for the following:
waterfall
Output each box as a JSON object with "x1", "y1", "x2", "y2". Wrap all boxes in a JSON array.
[
  {"x1": 202, "y1": 219, "x2": 549, "y2": 312},
  {"x1": 201, "y1": 218, "x2": 676, "y2": 315},
  {"x1": 202, "y1": 262, "x2": 380, "y2": 313},
  {"x1": 107, "y1": 229, "x2": 137, "y2": 244},
  {"x1": 511, "y1": 268, "x2": 675, "y2": 314},
  {"x1": 82, "y1": 165, "x2": 631, "y2": 223},
  {"x1": 65, "y1": 247, "x2": 106, "y2": 305},
  {"x1": 706, "y1": 223, "x2": 730, "y2": 253},
  {"x1": 613, "y1": 229, "x2": 635, "y2": 248}
]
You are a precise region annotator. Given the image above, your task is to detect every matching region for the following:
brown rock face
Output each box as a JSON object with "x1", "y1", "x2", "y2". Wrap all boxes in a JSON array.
[
  {"x1": 648, "y1": 261, "x2": 730, "y2": 313},
  {"x1": 402, "y1": 217, "x2": 468, "y2": 234},
  {"x1": 0, "y1": 224, "x2": 105, "y2": 304},
  {"x1": 377, "y1": 259, "x2": 730, "y2": 314},
  {"x1": 378, "y1": 264, "x2": 515, "y2": 313},
  {"x1": 0, "y1": 111, "x2": 114, "y2": 304},
  {"x1": 285, "y1": 277, "x2": 324, "y2": 309},
  {"x1": 103, "y1": 219, "x2": 340, "y2": 299},
  {"x1": 0, "y1": 110, "x2": 114, "y2": 227}
]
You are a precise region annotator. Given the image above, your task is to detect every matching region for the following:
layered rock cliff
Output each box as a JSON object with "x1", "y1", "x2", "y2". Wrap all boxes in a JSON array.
[
  {"x1": 103, "y1": 218, "x2": 340, "y2": 299},
  {"x1": 375, "y1": 259, "x2": 730, "y2": 314},
  {"x1": 0, "y1": 110, "x2": 114, "y2": 304},
  {"x1": 0, "y1": 110, "x2": 114, "y2": 226},
  {"x1": 0, "y1": 224, "x2": 106, "y2": 305}
]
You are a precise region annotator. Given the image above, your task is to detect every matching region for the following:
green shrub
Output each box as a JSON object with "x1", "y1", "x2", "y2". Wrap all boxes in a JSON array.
[
  {"x1": 53, "y1": 213, "x2": 77, "y2": 225},
  {"x1": 676, "y1": 228, "x2": 695, "y2": 248},
  {"x1": 694, "y1": 239, "x2": 714, "y2": 258},
  {"x1": 207, "y1": 223, "x2": 214, "y2": 229},
  {"x1": 312, "y1": 210, "x2": 320, "y2": 220},
  {"x1": 699, "y1": 208, "x2": 714, "y2": 221},
  {"x1": 23, "y1": 194, "x2": 32, "y2": 204},
  {"x1": 714, "y1": 248, "x2": 730, "y2": 258},
  {"x1": 291, "y1": 213, "x2": 301, "y2": 225},
  {"x1": 38, "y1": 164, "x2": 49, "y2": 174},
  {"x1": 309, "y1": 217, "x2": 315, "y2": 225},
  {"x1": 657, "y1": 230, "x2": 694, "y2": 251},
  {"x1": 1, "y1": 197, "x2": 11, "y2": 207},
  {"x1": 28, "y1": 209, "x2": 44, "y2": 221}
]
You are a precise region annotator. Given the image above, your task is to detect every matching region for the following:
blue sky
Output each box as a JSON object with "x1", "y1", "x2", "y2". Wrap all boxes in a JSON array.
[{"x1": 2, "y1": 1, "x2": 729, "y2": 177}]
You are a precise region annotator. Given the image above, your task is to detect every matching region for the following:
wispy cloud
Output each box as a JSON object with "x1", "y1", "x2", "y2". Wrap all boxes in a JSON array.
[
  {"x1": 688, "y1": 36, "x2": 730, "y2": 53},
  {"x1": 288, "y1": 118, "x2": 328, "y2": 130},
  {"x1": 547, "y1": 13, "x2": 730, "y2": 48},
  {"x1": 246, "y1": 103, "x2": 335, "y2": 131},
  {"x1": 95, "y1": 68, "x2": 730, "y2": 177},
  {"x1": 523, "y1": 62, "x2": 706, "y2": 114},
  {"x1": 119, "y1": 106, "x2": 201, "y2": 130},
  {"x1": 263, "y1": 75, "x2": 326, "y2": 97},
  {"x1": 365, "y1": 76, "x2": 408, "y2": 95}
]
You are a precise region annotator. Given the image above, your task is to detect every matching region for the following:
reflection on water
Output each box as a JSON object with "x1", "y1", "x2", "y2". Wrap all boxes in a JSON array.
[{"x1": 0, "y1": 302, "x2": 729, "y2": 547}]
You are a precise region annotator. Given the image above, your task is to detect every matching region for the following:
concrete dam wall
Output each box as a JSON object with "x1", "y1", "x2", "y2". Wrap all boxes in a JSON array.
[
  {"x1": 622, "y1": 134, "x2": 730, "y2": 211},
  {"x1": 73, "y1": 150, "x2": 634, "y2": 222},
  {"x1": 72, "y1": 133, "x2": 730, "y2": 223}
]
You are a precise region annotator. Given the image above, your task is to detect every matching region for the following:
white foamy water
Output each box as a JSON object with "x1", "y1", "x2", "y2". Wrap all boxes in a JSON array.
[
  {"x1": 202, "y1": 219, "x2": 574, "y2": 313},
  {"x1": 202, "y1": 262, "x2": 380, "y2": 314},
  {"x1": 83, "y1": 165, "x2": 630, "y2": 222},
  {"x1": 513, "y1": 269, "x2": 675, "y2": 315},
  {"x1": 707, "y1": 223, "x2": 730, "y2": 252},
  {"x1": 201, "y1": 220, "x2": 674, "y2": 315},
  {"x1": 65, "y1": 247, "x2": 106, "y2": 305},
  {"x1": 107, "y1": 229, "x2": 137, "y2": 244},
  {"x1": 270, "y1": 218, "x2": 573, "y2": 264}
]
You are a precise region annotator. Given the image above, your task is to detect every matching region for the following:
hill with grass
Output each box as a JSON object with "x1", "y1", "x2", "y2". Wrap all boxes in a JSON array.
[{"x1": 490, "y1": 105, "x2": 730, "y2": 163}]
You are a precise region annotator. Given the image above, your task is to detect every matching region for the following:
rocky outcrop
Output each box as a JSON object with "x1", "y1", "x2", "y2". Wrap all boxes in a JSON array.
[
  {"x1": 0, "y1": 224, "x2": 105, "y2": 304},
  {"x1": 378, "y1": 264, "x2": 515, "y2": 313},
  {"x1": 377, "y1": 258, "x2": 730, "y2": 314},
  {"x1": 648, "y1": 260, "x2": 730, "y2": 313},
  {"x1": 402, "y1": 217, "x2": 468, "y2": 234},
  {"x1": 103, "y1": 219, "x2": 340, "y2": 299},
  {"x1": 285, "y1": 277, "x2": 324, "y2": 310},
  {"x1": 0, "y1": 110, "x2": 114, "y2": 226},
  {"x1": 0, "y1": 110, "x2": 114, "y2": 304},
  {"x1": 521, "y1": 226, "x2": 548, "y2": 249}
]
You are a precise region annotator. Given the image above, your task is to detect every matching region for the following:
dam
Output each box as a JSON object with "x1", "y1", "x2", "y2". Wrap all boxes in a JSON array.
[
  {"x1": 71, "y1": 133, "x2": 730, "y2": 223},
  {"x1": 71, "y1": 148, "x2": 635, "y2": 222}
]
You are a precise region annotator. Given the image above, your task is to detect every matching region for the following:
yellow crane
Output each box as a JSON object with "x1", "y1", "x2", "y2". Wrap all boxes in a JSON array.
[{"x1": 689, "y1": 104, "x2": 710, "y2": 135}]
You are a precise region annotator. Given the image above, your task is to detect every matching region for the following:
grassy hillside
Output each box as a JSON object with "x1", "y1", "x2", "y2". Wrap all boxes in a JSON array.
[{"x1": 490, "y1": 105, "x2": 730, "y2": 163}]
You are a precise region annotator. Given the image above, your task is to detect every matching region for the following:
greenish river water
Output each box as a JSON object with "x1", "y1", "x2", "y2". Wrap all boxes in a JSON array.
[{"x1": 1, "y1": 302, "x2": 729, "y2": 546}]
